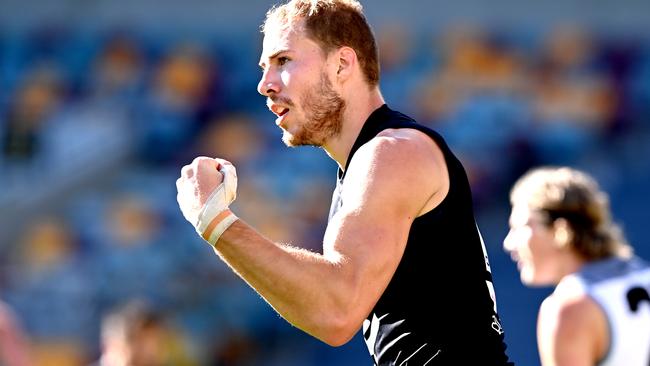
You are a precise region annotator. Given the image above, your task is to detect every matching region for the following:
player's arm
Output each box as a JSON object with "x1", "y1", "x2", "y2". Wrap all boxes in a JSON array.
[
  {"x1": 537, "y1": 293, "x2": 608, "y2": 366},
  {"x1": 208, "y1": 129, "x2": 447, "y2": 346},
  {"x1": 0, "y1": 302, "x2": 32, "y2": 366}
]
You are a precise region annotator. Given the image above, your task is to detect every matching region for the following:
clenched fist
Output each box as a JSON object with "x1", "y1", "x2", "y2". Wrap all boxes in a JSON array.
[{"x1": 176, "y1": 157, "x2": 238, "y2": 245}]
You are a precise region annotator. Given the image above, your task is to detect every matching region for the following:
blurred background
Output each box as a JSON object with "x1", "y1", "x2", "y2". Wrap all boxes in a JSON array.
[{"x1": 0, "y1": 0, "x2": 649, "y2": 365}]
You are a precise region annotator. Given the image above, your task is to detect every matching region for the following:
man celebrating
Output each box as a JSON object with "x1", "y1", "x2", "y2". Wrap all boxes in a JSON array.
[{"x1": 176, "y1": 1, "x2": 513, "y2": 364}]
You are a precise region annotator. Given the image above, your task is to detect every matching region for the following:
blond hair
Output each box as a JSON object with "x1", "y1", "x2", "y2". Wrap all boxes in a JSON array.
[
  {"x1": 262, "y1": 0, "x2": 379, "y2": 87},
  {"x1": 511, "y1": 166, "x2": 632, "y2": 260}
]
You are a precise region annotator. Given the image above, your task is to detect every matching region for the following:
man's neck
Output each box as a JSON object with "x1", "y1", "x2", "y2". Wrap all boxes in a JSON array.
[
  {"x1": 322, "y1": 89, "x2": 385, "y2": 170},
  {"x1": 556, "y1": 251, "x2": 589, "y2": 285}
]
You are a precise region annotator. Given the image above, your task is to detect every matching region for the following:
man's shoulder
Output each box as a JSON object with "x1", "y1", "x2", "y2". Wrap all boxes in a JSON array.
[
  {"x1": 375, "y1": 126, "x2": 432, "y2": 141},
  {"x1": 344, "y1": 125, "x2": 449, "y2": 215},
  {"x1": 544, "y1": 279, "x2": 609, "y2": 330},
  {"x1": 358, "y1": 128, "x2": 444, "y2": 169}
]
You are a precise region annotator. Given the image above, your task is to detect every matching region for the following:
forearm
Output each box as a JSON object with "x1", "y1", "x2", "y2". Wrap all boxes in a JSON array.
[
  {"x1": 176, "y1": 157, "x2": 361, "y2": 343},
  {"x1": 212, "y1": 219, "x2": 358, "y2": 345}
]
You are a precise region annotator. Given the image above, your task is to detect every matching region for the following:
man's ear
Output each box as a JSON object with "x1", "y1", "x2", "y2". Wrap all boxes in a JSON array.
[
  {"x1": 335, "y1": 46, "x2": 357, "y2": 81},
  {"x1": 552, "y1": 218, "x2": 573, "y2": 250}
]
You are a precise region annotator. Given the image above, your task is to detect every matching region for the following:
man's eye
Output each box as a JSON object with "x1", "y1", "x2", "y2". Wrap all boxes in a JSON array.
[{"x1": 278, "y1": 57, "x2": 289, "y2": 66}]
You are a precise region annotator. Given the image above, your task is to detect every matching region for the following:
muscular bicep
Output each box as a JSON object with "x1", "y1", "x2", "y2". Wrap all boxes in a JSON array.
[{"x1": 322, "y1": 129, "x2": 447, "y2": 324}]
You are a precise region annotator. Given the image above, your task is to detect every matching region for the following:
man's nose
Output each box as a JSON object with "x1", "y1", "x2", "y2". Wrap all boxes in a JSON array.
[
  {"x1": 258, "y1": 69, "x2": 280, "y2": 96},
  {"x1": 503, "y1": 231, "x2": 515, "y2": 253}
]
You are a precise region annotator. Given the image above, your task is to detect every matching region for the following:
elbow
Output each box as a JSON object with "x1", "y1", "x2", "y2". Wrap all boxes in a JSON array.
[
  {"x1": 324, "y1": 335, "x2": 355, "y2": 348},
  {"x1": 317, "y1": 308, "x2": 361, "y2": 347},
  {"x1": 312, "y1": 264, "x2": 366, "y2": 347},
  {"x1": 320, "y1": 323, "x2": 358, "y2": 347}
]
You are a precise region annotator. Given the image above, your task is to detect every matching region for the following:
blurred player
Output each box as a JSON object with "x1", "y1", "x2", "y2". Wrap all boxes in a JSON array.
[
  {"x1": 504, "y1": 166, "x2": 650, "y2": 366},
  {"x1": 0, "y1": 300, "x2": 32, "y2": 366},
  {"x1": 176, "y1": 0, "x2": 513, "y2": 364},
  {"x1": 94, "y1": 301, "x2": 190, "y2": 366}
]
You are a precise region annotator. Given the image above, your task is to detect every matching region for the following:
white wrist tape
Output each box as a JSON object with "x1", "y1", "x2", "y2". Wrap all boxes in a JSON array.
[
  {"x1": 195, "y1": 164, "x2": 238, "y2": 245},
  {"x1": 200, "y1": 209, "x2": 238, "y2": 246}
]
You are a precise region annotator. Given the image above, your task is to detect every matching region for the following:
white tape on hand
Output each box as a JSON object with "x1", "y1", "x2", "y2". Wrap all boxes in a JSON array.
[{"x1": 196, "y1": 164, "x2": 238, "y2": 245}]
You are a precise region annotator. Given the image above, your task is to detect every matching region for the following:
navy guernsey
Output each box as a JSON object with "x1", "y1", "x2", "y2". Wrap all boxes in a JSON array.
[{"x1": 328, "y1": 105, "x2": 513, "y2": 365}]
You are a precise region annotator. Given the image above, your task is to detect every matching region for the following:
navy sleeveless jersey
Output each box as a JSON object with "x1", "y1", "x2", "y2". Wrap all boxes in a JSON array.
[{"x1": 328, "y1": 105, "x2": 513, "y2": 365}]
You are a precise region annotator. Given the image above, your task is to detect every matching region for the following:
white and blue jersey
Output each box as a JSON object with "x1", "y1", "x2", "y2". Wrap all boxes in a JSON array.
[{"x1": 558, "y1": 256, "x2": 650, "y2": 366}]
